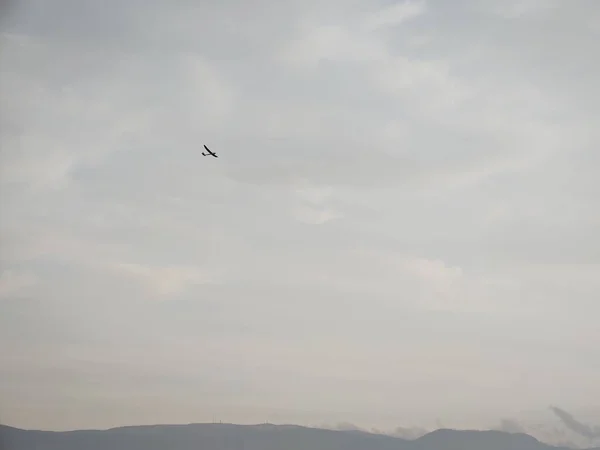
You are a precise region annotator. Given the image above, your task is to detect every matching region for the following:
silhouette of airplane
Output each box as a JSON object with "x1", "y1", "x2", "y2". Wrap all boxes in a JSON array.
[{"x1": 202, "y1": 145, "x2": 218, "y2": 158}]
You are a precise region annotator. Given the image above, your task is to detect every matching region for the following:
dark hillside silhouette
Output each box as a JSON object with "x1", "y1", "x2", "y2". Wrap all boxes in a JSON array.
[{"x1": 2, "y1": 423, "x2": 599, "y2": 450}]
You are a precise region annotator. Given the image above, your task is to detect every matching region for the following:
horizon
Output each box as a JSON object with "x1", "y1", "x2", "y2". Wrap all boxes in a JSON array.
[
  {"x1": 0, "y1": 419, "x2": 581, "y2": 439},
  {"x1": 1, "y1": 0, "x2": 598, "y2": 446},
  {"x1": 0, "y1": 420, "x2": 544, "y2": 434},
  {"x1": 1, "y1": 419, "x2": 599, "y2": 450},
  {"x1": 2, "y1": 408, "x2": 600, "y2": 448}
]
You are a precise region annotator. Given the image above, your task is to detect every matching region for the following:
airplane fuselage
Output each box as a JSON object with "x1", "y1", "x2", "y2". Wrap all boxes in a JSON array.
[{"x1": 203, "y1": 145, "x2": 218, "y2": 157}]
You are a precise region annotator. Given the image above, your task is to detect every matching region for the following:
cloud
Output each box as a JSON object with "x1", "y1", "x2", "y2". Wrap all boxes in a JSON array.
[
  {"x1": 175, "y1": 52, "x2": 238, "y2": 130},
  {"x1": 280, "y1": 25, "x2": 387, "y2": 70},
  {"x1": 0, "y1": 31, "x2": 235, "y2": 194},
  {"x1": 1, "y1": 0, "x2": 599, "y2": 433},
  {"x1": 229, "y1": 2, "x2": 573, "y2": 196},
  {"x1": 112, "y1": 263, "x2": 219, "y2": 297},
  {"x1": 495, "y1": 418, "x2": 527, "y2": 434},
  {"x1": 0, "y1": 34, "x2": 153, "y2": 192},
  {"x1": 332, "y1": 422, "x2": 365, "y2": 432},
  {"x1": 550, "y1": 407, "x2": 600, "y2": 440},
  {"x1": 364, "y1": 1, "x2": 427, "y2": 31},
  {"x1": 0, "y1": 270, "x2": 37, "y2": 299},
  {"x1": 279, "y1": 1, "x2": 427, "y2": 71},
  {"x1": 0, "y1": 0, "x2": 18, "y2": 25},
  {"x1": 290, "y1": 181, "x2": 342, "y2": 224},
  {"x1": 390, "y1": 426, "x2": 429, "y2": 439},
  {"x1": 291, "y1": 205, "x2": 341, "y2": 225},
  {"x1": 405, "y1": 258, "x2": 463, "y2": 288},
  {"x1": 478, "y1": 0, "x2": 560, "y2": 18}
]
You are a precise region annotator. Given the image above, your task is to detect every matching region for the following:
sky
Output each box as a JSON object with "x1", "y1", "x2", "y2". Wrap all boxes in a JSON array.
[{"x1": 0, "y1": 0, "x2": 599, "y2": 442}]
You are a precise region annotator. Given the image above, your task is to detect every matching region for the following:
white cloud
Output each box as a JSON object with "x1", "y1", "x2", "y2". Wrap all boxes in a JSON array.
[
  {"x1": 293, "y1": 180, "x2": 335, "y2": 204},
  {"x1": 113, "y1": 263, "x2": 218, "y2": 297},
  {"x1": 272, "y1": 0, "x2": 564, "y2": 196},
  {"x1": 0, "y1": 145, "x2": 75, "y2": 191},
  {"x1": 406, "y1": 257, "x2": 463, "y2": 287},
  {"x1": 179, "y1": 53, "x2": 237, "y2": 130},
  {"x1": 479, "y1": 0, "x2": 560, "y2": 18},
  {"x1": 0, "y1": 34, "x2": 155, "y2": 191},
  {"x1": 289, "y1": 180, "x2": 342, "y2": 224},
  {"x1": 0, "y1": 269, "x2": 37, "y2": 298},
  {"x1": 1, "y1": 0, "x2": 599, "y2": 433},
  {"x1": 0, "y1": 222, "x2": 129, "y2": 267},
  {"x1": 279, "y1": 24, "x2": 387, "y2": 69},
  {"x1": 371, "y1": 55, "x2": 470, "y2": 114},
  {"x1": 364, "y1": 0, "x2": 427, "y2": 31},
  {"x1": 280, "y1": 1, "x2": 426, "y2": 69},
  {"x1": 291, "y1": 204, "x2": 341, "y2": 224}
]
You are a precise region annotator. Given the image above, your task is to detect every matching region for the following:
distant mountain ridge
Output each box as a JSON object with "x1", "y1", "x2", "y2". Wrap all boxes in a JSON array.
[{"x1": 2, "y1": 422, "x2": 600, "y2": 450}]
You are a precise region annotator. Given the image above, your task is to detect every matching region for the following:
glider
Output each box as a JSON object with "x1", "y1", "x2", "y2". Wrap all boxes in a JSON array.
[{"x1": 202, "y1": 145, "x2": 218, "y2": 158}]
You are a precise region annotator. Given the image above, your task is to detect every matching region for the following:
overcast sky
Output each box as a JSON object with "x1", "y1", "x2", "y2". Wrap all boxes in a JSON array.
[{"x1": 1, "y1": 0, "x2": 599, "y2": 436}]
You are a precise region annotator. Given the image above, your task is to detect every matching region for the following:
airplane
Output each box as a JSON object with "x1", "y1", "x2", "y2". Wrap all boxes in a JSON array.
[{"x1": 202, "y1": 145, "x2": 218, "y2": 158}]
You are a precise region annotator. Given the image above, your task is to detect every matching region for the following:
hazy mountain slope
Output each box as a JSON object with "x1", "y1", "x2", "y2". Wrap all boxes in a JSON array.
[
  {"x1": 0, "y1": 423, "x2": 407, "y2": 450},
  {"x1": 2, "y1": 423, "x2": 600, "y2": 450},
  {"x1": 413, "y1": 429, "x2": 571, "y2": 450}
]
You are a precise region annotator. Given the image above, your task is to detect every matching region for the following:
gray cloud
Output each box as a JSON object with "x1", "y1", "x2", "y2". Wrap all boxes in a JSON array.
[
  {"x1": 331, "y1": 422, "x2": 365, "y2": 432},
  {"x1": 1, "y1": 0, "x2": 599, "y2": 433},
  {"x1": 495, "y1": 418, "x2": 527, "y2": 434},
  {"x1": 390, "y1": 426, "x2": 430, "y2": 440},
  {"x1": 550, "y1": 407, "x2": 600, "y2": 440}
]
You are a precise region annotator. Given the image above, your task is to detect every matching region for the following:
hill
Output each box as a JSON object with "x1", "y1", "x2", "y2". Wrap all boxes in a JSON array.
[{"x1": 2, "y1": 422, "x2": 599, "y2": 450}]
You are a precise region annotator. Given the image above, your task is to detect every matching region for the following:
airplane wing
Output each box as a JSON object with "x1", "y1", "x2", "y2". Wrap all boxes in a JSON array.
[{"x1": 203, "y1": 144, "x2": 218, "y2": 157}]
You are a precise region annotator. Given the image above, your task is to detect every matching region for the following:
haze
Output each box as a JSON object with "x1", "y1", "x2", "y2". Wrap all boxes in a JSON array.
[{"x1": 1, "y1": 0, "x2": 599, "y2": 437}]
